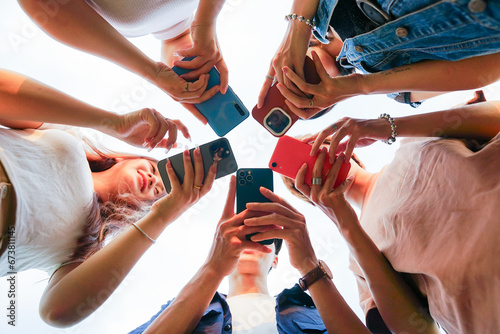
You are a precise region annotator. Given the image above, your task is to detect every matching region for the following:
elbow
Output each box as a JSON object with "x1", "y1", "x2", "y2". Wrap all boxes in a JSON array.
[{"x1": 39, "y1": 303, "x2": 84, "y2": 328}]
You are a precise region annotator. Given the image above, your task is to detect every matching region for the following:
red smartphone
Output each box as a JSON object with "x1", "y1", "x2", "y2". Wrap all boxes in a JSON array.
[
  {"x1": 268, "y1": 136, "x2": 351, "y2": 188},
  {"x1": 252, "y1": 56, "x2": 320, "y2": 137}
]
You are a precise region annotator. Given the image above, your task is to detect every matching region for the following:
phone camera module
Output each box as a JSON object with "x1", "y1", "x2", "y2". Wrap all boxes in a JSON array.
[
  {"x1": 264, "y1": 108, "x2": 292, "y2": 136},
  {"x1": 235, "y1": 104, "x2": 246, "y2": 116},
  {"x1": 271, "y1": 162, "x2": 277, "y2": 168},
  {"x1": 238, "y1": 170, "x2": 246, "y2": 178},
  {"x1": 246, "y1": 175, "x2": 253, "y2": 182},
  {"x1": 238, "y1": 178, "x2": 246, "y2": 186}
]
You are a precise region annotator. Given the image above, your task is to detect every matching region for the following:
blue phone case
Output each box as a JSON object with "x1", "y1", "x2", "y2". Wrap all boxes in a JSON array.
[{"x1": 172, "y1": 58, "x2": 249, "y2": 136}]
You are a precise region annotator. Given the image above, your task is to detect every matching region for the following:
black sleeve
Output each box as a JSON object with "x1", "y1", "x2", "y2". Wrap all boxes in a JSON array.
[{"x1": 366, "y1": 308, "x2": 391, "y2": 334}]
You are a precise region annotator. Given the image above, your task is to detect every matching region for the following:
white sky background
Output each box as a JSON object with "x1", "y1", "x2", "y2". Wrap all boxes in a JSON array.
[{"x1": 0, "y1": 1, "x2": 499, "y2": 333}]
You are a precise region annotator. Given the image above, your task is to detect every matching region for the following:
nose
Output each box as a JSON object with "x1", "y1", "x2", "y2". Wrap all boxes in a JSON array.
[{"x1": 147, "y1": 172, "x2": 165, "y2": 194}]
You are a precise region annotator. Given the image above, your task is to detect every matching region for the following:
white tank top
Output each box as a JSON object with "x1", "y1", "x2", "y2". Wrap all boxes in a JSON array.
[
  {"x1": 85, "y1": 0, "x2": 199, "y2": 40},
  {"x1": 0, "y1": 128, "x2": 94, "y2": 277}
]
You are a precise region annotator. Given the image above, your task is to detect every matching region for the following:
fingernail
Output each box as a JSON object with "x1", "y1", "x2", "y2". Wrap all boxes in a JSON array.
[
  {"x1": 147, "y1": 147, "x2": 153, "y2": 152},
  {"x1": 167, "y1": 143, "x2": 174, "y2": 150},
  {"x1": 165, "y1": 148, "x2": 171, "y2": 154},
  {"x1": 166, "y1": 159, "x2": 172, "y2": 167},
  {"x1": 187, "y1": 135, "x2": 192, "y2": 142},
  {"x1": 282, "y1": 67, "x2": 287, "y2": 72},
  {"x1": 302, "y1": 162, "x2": 307, "y2": 168},
  {"x1": 142, "y1": 142, "x2": 148, "y2": 148}
]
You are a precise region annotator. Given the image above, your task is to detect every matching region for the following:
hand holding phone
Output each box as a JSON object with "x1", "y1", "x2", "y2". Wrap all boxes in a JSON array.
[
  {"x1": 158, "y1": 138, "x2": 238, "y2": 193},
  {"x1": 236, "y1": 168, "x2": 275, "y2": 245},
  {"x1": 269, "y1": 136, "x2": 350, "y2": 188},
  {"x1": 172, "y1": 57, "x2": 249, "y2": 136},
  {"x1": 252, "y1": 56, "x2": 320, "y2": 137}
]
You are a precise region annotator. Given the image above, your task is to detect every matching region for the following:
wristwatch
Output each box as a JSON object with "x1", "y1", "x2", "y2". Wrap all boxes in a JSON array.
[{"x1": 298, "y1": 260, "x2": 333, "y2": 291}]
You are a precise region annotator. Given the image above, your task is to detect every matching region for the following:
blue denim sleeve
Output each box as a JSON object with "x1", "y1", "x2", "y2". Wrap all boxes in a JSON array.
[
  {"x1": 313, "y1": 0, "x2": 337, "y2": 43},
  {"x1": 128, "y1": 300, "x2": 174, "y2": 334}
]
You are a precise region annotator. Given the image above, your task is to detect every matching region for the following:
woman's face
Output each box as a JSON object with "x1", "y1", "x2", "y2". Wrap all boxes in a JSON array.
[{"x1": 103, "y1": 158, "x2": 165, "y2": 203}]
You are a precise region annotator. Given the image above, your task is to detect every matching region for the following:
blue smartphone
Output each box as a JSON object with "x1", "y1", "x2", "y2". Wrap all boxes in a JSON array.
[{"x1": 172, "y1": 57, "x2": 249, "y2": 137}]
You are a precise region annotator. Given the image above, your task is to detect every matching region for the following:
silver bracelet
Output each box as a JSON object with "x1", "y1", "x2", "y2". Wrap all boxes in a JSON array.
[
  {"x1": 132, "y1": 222, "x2": 156, "y2": 244},
  {"x1": 378, "y1": 113, "x2": 397, "y2": 145},
  {"x1": 285, "y1": 13, "x2": 317, "y2": 30}
]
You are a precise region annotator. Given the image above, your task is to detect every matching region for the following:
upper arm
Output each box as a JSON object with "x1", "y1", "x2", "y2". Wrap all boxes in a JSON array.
[{"x1": 39, "y1": 262, "x2": 82, "y2": 325}]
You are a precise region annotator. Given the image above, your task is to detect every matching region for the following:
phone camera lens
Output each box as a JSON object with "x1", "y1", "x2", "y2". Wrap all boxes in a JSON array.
[
  {"x1": 235, "y1": 104, "x2": 246, "y2": 116},
  {"x1": 210, "y1": 144, "x2": 217, "y2": 152},
  {"x1": 238, "y1": 170, "x2": 246, "y2": 177},
  {"x1": 271, "y1": 162, "x2": 277, "y2": 168},
  {"x1": 246, "y1": 175, "x2": 253, "y2": 182},
  {"x1": 239, "y1": 179, "x2": 246, "y2": 186}
]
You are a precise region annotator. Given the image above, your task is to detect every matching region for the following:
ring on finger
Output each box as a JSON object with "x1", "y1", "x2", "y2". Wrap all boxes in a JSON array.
[
  {"x1": 309, "y1": 98, "x2": 314, "y2": 108},
  {"x1": 311, "y1": 177, "x2": 323, "y2": 185},
  {"x1": 193, "y1": 184, "x2": 202, "y2": 190},
  {"x1": 331, "y1": 123, "x2": 337, "y2": 131},
  {"x1": 266, "y1": 74, "x2": 274, "y2": 80}
]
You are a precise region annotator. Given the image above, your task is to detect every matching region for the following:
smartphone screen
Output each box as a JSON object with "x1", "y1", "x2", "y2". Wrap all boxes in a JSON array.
[
  {"x1": 269, "y1": 136, "x2": 350, "y2": 188},
  {"x1": 236, "y1": 168, "x2": 275, "y2": 245},
  {"x1": 172, "y1": 57, "x2": 249, "y2": 137},
  {"x1": 157, "y1": 138, "x2": 238, "y2": 193}
]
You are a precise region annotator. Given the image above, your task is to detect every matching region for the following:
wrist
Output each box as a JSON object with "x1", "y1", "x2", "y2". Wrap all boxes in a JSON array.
[
  {"x1": 96, "y1": 112, "x2": 121, "y2": 136},
  {"x1": 297, "y1": 257, "x2": 319, "y2": 276}
]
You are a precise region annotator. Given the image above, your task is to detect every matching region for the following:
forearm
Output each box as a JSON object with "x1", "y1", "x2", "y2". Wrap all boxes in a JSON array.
[
  {"x1": 192, "y1": 0, "x2": 226, "y2": 26},
  {"x1": 144, "y1": 264, "x2": 224, "y2": 333},
  {"x1": 340, "y1": 223, "x2": 438, "y2": 334},
  {"x1": 306, "y1": 275, "x2": 369, "y2": 334},
  {"x1": 394, "y1": 101, "x2": 500, "y2": 140},
  {"x1": 18, "y1": 0, "x2": 158, "y2": 81},
  {"x1": 0, "y1": 69, "x2": 118, "y2": 131},
  {"x1": 40, "y1": 207, "x2": 178, "y2": 326},
  {"x1": 360, "y1": 52, "x2": 500, "y2": 95}
]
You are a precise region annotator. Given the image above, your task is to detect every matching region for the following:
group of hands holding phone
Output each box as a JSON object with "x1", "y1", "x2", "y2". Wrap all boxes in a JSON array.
[{"x1": 152, "y1": 134, "x2": 358, "y2": 276}]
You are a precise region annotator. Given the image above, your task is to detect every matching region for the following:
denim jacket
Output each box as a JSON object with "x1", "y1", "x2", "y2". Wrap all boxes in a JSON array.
[
  {"x1": 313, "y1": 0, "x2": 500, "y2": 73},
  {"x1": 129, "y1": 284, "x2": 327, "y2": 334}
]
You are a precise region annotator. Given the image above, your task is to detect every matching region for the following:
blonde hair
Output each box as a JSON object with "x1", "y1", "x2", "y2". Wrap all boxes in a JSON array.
[{"x1": 70, "y1": 138, "x2": 158, "y2": 261}]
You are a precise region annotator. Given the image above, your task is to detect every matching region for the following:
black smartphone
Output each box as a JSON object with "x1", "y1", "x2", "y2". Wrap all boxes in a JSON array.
[
  {"x1": 157, "y1": 138, "x2": 238, "y2": 193},
  {"x1": 236, "y1": 168, "x2": 275, "y2": 245},
  {"x1": 172, "y1": 57, "x2": 249, "y2": 137}
]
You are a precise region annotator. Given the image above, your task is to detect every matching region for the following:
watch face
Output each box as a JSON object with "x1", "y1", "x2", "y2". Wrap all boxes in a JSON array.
[{"x1": 319, "y1": 260, "x2": 333, "y2": 279}]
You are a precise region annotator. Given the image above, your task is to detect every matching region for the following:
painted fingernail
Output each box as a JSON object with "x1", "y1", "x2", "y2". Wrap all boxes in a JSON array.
[
  {"x1": 142, "y1": 142, "x2": 148, "y2": 148},
  {"x1": 187, "y1": 135, "x2": 192, "y2": 142},
  {"x1": 147, "y1": 147, "x2": 153, "y2": 152},
  {"x1": 167, "y1": 143, "x2": 174, "y2": 150}
]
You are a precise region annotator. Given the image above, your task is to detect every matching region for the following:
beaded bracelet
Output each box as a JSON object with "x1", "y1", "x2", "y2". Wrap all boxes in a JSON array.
[
  {"x1": 378, "y1": 113, "x2": 397, "y2": 145},
  {"x1": 132, "y1": 222, "x2": 156, "y2": 244},
  {"x1": 285, "y1": 13, "x2": 317, "y2": 30}
]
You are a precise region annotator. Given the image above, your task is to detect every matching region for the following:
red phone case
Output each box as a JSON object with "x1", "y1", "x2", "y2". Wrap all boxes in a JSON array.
[
  {"x1": 252, "y1": 56, "x2": 321, "y2": 137},
  {"x1": 269, "y1": 136, "x2": 351, "y2": 188}
]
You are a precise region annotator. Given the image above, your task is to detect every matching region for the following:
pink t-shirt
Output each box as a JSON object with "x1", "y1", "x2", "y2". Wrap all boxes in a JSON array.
[{"x1": 352, "y1": 135, "x2": 500, "y2": 333}]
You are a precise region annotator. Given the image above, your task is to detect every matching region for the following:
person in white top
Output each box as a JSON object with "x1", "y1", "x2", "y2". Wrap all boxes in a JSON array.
[
  {"x1": 283, "y1": 95, "x2": 500, "y2": 333},
  {"x1": 18, "y1": 0, "x2": 231, "y2": 124},
  {"x1": 0, "y1": 69, "x2": 218, "y2": 327}
]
